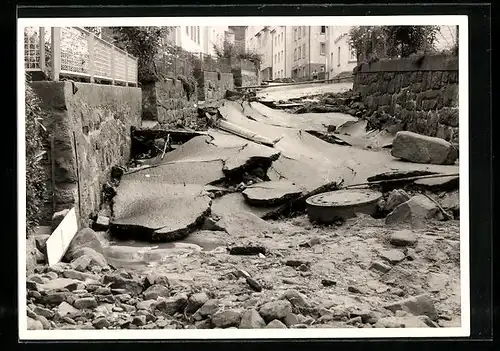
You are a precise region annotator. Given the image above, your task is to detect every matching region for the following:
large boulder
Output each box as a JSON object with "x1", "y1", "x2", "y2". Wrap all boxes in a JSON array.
[
  {"x1": 64, "y1": 228, "x2": 103, "y2": 262},
  {"x1": 386, "y1": 194, "x2": 444, "y2": 226},
  {"x1": 391, "y1": 131, "x2": 458, "y2": 165}
]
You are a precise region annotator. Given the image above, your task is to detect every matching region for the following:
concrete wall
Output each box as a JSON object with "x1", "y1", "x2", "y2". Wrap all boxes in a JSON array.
[
  {"x1": 196, "y1": 71, "x2": 234, "y2": 101},
  {"x1": 31, "y1": 82, "x2": 142, "y2": 224},
  {"x1": 353, "y1": 55, "x2": 459, "y2": 143},
  {"x1": 142, "y1": 77, "x2": 197, "y2": 125}
]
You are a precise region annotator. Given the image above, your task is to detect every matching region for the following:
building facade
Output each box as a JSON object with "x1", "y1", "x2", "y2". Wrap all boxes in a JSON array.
[
  {"x1": 327, "y1": 26, "x2": 358, "y2": 78},
  {"x1": 270, "y1": 26, "x2": 293, "y2": 80}
]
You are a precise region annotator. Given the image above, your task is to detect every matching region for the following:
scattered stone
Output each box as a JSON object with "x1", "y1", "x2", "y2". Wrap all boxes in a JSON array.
[
  {"x1": 42, "y1": 292, "x2": 74, "y2": 306},
  {"x1": 281, "y1": 289, "x2": 310, "y2": 310},
  {"x1": 385, "y1": 189, "x2": 411, "y2": 212},
  {"x1": 370, "y1": 261, "x2": 392, "y2": 273},
  {"x1": 70, "y1": 247, "x2": 108, "y2": 271},
  {"x1": 39, "y1": 278, "x2": 80, "y2": 291},
  {"x1": 246, "y1": 277, "x2": 263, "y2": 292},
  {"x1": 64, "y1": 228, "x2": 104, "y2": 261},
  {"x1": 386, "y1": 195, "x2": 445, "y2": 226},
  {"x1": 283, "y1": 313, "x2": 299, "y2": 327},
  {"x1": 103, "y1": 273, "x2": 143, "y2": 296},
  {"x1": 380, "y1": 249, "x2": 406, "y2": 264},
  {"x1": 384, "y1": 294, "x2": 438, "y2": 321},
  {"x1": 375, "y1": 316, "x2": 435, "y2": 328},
  {"x1": 33, "y1": 306, "x2": 54, "y2": 319},
  {"x1": 92, "y1": 317, "x2": 110, "y2": 329},
  {"x1": 35, "y1": 234, "x2": 50, "y2": 254},
  {"x1": 211, "y1": 310, "x2": 242, "y2": 328},
  {"x1": 266, "y1": 319, "x2": 288, "y2": 328},
  {"x1": 27, "y1": 317, "x2": 44, "y2": 330},
  {"x1": 198, "y1": 299, "x2": 221, "y2": 317},
  {"x1": 73, "y1": 297, "x2": 98, "y2": 310},
  {"x1": 285, "y1": 259, "x2": 310, "y2": 268},
  {"x1": 321, "y1": 279, "x2": 337, "y2": 287},
  {"x1": 185, "y1": 292, "x2": 209, "y2": 314},
  {"x1": 390, "y1": 288, "x2": 405, "y2": 297},
  {"x1": 239, "y1": 309, "x2": 266, "y2": 329},
  {"x1": 36, "y1": 315, "x2": 51, "y2": 329},
  {"x1": 347, "y1": 316, "x2": 362, "y2": 325},
  {"x1": 215, "y1": 211, "x2": 276, "y2": 238},
  {"x1": 155, "y1": 293, "x2": 188, "y2": 315},
  {"x1": 350, "y1": 310, "x2": 378, "y2": 324},
  {"x1": 299, "y1": 237, "x2": 321, "y2": 248},
  {"x1": 228, "y1": 245, "x2": 266, "y2": 256},
  {"x1": 62, "y1": 269, "x2": 94, "y2": 281},
  {"x1": 347, "y1": 285, "x2": 367, "y2": 294},
  {"x1": 143, "y1": 284, "x2": 170, "y2": 300},
  {"x1": 57, "y1": 301, "x2": 79, "y2": 317},
  {"x1": 136, "y1": 299, "x2": 157, "y2": 311},
  {"x1": 391, "y1": 131, "x2": 458, "y2": 165},
  {"x1": 132, "y1": 315, "x2": 147, "y2": 327},
  {"x1": 390, "y1": 230, "x2": 418, "y2": 247},
  {"x1": 259, "y1": 300, "x2": 293, "y2": 322}
]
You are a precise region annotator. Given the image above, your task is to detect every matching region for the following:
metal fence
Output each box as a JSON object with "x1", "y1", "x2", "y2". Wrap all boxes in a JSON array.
[{"x1": 24, "y1": 27, "x2": 138, "y2": 86}]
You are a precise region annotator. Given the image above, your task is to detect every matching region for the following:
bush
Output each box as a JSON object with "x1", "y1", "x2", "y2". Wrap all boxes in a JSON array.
[
  {"x1": 177, "y1": 74, "x2": 197, "y2": 100},
  {"x1": 25, "y1": 76, "x2": 48, "y2": 236}
]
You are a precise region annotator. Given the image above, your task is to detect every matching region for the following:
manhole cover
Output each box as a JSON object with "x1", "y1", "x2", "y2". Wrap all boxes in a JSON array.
[{"x1": 306, "y1": 189, "x2": 383, "y2": 224}]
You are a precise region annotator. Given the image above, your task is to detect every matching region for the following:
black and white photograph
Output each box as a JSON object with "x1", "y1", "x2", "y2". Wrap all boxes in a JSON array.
[{"x1": 19, "y1": 15, "x2": 468, "y2": 339}]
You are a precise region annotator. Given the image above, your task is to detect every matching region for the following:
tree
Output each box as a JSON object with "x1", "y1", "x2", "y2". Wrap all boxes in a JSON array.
[
  {"x1": 349, "y1": 25, "x2": 441, "y2": 61},
  {"x1": 213, "y1": 39, "x2": 262, "y2": 69},
  {"x1": 111, "y1": 27, "x2": 170, "y2": 84}
]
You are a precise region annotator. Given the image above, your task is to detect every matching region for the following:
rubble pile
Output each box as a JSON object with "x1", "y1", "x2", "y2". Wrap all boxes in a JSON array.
[{"x1": 29, "y1": 83, "x2": 461, "y2": 331}]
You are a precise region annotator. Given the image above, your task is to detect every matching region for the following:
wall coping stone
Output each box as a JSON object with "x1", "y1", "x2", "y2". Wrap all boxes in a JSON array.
[{"x1": 355, "y1": 55, "x2": 458, "y2": 74}]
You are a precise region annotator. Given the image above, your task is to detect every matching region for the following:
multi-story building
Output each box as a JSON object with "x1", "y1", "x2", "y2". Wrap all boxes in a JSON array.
[
  {"x1": 228, "y1": 26, "x2": 246, "y2": 53},
  {"x1": 163, "y1": 26, "x2": 229, "y2": 56},
  {"x1": 326, "y1": 26, "x2": 358, "y2": 78},
  {"x1": 252, "y1": 26, "x2": 273, "y2": 81},
  {"x1": 290, "y1": 26, "x2": 329, "y2": 80},
  {"x1": 270, "y1": 26, "x2": 293, "y2": 80}
]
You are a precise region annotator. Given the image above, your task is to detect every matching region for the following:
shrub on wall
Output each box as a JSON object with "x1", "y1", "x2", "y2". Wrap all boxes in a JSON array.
[{"x1": 25, "y1": 76, "x2": 48, "y2": 236}]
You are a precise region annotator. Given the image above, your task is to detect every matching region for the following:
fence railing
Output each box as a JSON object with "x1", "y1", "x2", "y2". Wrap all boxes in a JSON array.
[{"x1": 24, "y1": 27, "x2": 138, "y2": 86}]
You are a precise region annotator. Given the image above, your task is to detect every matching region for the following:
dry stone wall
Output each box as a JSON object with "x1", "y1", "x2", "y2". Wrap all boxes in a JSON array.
[
  {"x1": 142, "y1": 77, "x2": 197, "y2": 126},
  {"x1": 31, "y1": 81, "x2": 142, "y2": 225},
  {"x1": 196, "y1": 71, "x2": 234, "y2": 101},
  {"x1": 353, "y1": 55, "x2": 459, "y2": 144}
]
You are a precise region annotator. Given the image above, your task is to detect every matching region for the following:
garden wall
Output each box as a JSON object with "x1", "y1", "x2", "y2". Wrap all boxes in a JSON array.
[
  {"x1": 142, "y1": 77, "x2": 197, "y2": 126},
  {"x1": 195, "y1": 71, "x2": 234, "y2": 101},
  {"x1": 31, "y1": 81, "x2": 142, "y2": 226},
  {"x1": 353, "y1": 55, "x2": 459, "y2": 143}
]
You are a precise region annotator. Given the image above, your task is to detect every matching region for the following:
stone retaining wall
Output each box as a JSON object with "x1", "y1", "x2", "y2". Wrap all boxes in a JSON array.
[
  {"x1": 31, "y1": 81, "x2": 142, "y2": 226},
  {"x1": 196, "y1": 71, "x2": 234, "y2": 101},
  {"x1": 353, "y1": 55, "x2": 459, "y2": 143},
  {"x1": 142, "y1": 77, "x2": 197, "y2": 126}
]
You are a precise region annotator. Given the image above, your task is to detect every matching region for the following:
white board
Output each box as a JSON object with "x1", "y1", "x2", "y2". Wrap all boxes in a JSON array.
[{"x1": 45, "y1": 207, "x2": 78, "y2": 266}]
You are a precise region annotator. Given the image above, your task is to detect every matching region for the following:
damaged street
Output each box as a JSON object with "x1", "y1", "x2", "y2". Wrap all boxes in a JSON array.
[{"x1": 28, "y1": 81, "x2": 460, "y2": 331}]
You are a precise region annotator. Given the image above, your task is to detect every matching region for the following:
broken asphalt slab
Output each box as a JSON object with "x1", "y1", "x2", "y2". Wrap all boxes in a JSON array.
[
  {"x1": 110, "y1": 180, "x2": 212, "y2": 242},
  {"x1": 242, "y1": 181, "x2": 305, "y2": 207}
]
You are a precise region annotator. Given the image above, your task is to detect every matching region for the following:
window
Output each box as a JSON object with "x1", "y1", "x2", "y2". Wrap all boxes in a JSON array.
[
  {"x1": 302, "y1": 44, "x2": 306, "y2": 58},
  {"x1": 281, "y1": 50, "x2": 284, "y2": 61},
  {"x1": 275, "y1": 54, "x2": 277, "y2": 64},
  {"x1": 281, "y1": 33, "x2": 284, "y2": 43},
  {"x1": 298, "y1": 47, "x2": 301, "y2": 59},
  {"x1": 197, "y1": 27, "x2": 200, "y2": 44},
  {"x1": 320, "y1": 42, "x2": 326, "y2": 55},
  {"x1": 186, "y1": 26, "x2": 189, "y2": 35},
  {"x1": 298, "y1": 27, "x2": 301, "y2": 39},
  {"x1": 331, "y1": 52, "x2": 334, "y2": 66},
  {"x1": 278, "y1": 52, "x2": 280, "y2": 63},
  {"x1": 337, "y1": 46, "x2": 341, "y2": 66},
  {"x1": 321, "y1": 26, "x2": 326, "y2": 34},
  {"x1": 294, "y1": 48, "x2": 297, "y2": 61},
  {"x1": 294, "y1": 28, "x2": 297, "y2": 41}
]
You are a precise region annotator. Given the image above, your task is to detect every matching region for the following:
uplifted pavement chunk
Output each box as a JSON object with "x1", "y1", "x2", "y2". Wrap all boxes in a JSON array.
[
  {"x1": 215, "y1": 211, "x2": 277, "y2": 238},
  {"x1": 242, "y1": 181, "x2": 304, "y2": 206},
  {"x1": 110, "y1": 180, "x2": 212, "y2": 241}
]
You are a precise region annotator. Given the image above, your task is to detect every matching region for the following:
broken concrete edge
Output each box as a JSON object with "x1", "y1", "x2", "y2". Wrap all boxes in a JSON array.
[
  {"x1": 221, "y1": 153, "x2": 281, "y2": 177},
  {"x1": 305, "y1": 130, "x2": 352, "y2": 146},
  {"x1": 242, "y1": 189, "x2": 304, "y2": 207},
  {"x1": 262, "y1": 180, "x2": 343, "y2": 220},
  {"x1": 109, "y1": 203, "x2": 212, "y2": 243}
]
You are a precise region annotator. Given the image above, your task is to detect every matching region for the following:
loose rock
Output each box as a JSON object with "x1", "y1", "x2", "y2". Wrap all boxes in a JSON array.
[
  {"x1": 239, "y1": 309, "x2": 266, "y2": 329},
  {"x1": 73, "y1": 297, "x2": 98, "y2": 310},
  {"x1": 384, "y1": 294, "x2": 438, "y2": 321},
  {"x1": 370, "y1": 261, "x2": 392, "y2": 273},
  {"x1": 65, "y1": 228, "x2": 104, "y2": 261},
  {"x1": 386, "y1": 195, "x2": 445, "y2": 226},
  {"x1": 155, "y1": 293, "x2": 188, "y2": 315},
  {"x1": 390, "y1": 230, "x2": 418, "y2": 247},
  {"x1": 185, "y1": 292, "x2": 209, "y2": 314},
  {"x1": 259, "y1": 300, "x2": 293, "y2": 322},
  {"x1": 391, "y1": 131, "x2": 458, "y2": 165},
  {"x1": 198, "y1": 299, "x2": 222, "y2": 317},
  {"x1": 211, "y1": 310, "x2": 242, "y2": 328},
  {"x1": 143, "y1": 284, "x2": 170, "y2": 300},
  {"x1": 380, "y1": 249, "x2": 406, "y2": 264},
  {"x1": 385, "y1": 189, "x2": 411, "y2": 212},
  {"x1": 266, "y1": 319, "x2": 288, "y2": 328}
]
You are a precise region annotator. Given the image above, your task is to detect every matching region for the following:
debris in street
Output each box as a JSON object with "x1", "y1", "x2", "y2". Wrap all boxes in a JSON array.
[
  {"x1": 228, "y1": 245, "x2": 267, "y2": 256},
  {"x1": 391, "y1": 131, "x2": 458, "y2": 165},
  {"x1": 385, "y1": 194, "x2": 445, "y2": 226},
  {"x1": 242, "y1": 181, "x2": 304, "y2": 207}
]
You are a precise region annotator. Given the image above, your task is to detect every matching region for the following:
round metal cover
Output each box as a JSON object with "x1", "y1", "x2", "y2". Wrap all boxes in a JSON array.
[{"x1": 306, "y1": 189, "x2": 383, "y2": 208}]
